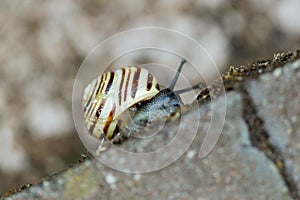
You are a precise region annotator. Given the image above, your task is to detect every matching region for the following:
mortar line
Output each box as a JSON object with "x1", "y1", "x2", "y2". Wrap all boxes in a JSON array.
[{"x1": 240, "y1": 86, "x2": 299, "y2": 200}]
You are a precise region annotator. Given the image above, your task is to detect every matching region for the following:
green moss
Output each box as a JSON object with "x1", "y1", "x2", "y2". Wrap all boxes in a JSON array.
[{"x1": 62, "y1": 163, "x2": 101, "y2": 200}]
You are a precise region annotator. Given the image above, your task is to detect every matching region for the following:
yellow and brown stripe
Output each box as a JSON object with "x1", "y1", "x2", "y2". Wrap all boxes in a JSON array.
[
  {"x1": 131, "y1": 67, "x2": 141, "y2": 98},
  {"x1": 118, "y1": 69, "x2": 125, "y2": 106},
  {"x1": 83, "y1": 73, "x2": 105, "y2": 114},
  {"x1": 123, "y1": 68, "x2": 131, "y2": 102}
]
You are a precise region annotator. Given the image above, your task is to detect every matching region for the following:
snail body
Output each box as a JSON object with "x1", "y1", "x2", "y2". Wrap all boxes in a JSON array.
[{"x1": 82, "y1": 59, "x2": 201, "y2": 148}]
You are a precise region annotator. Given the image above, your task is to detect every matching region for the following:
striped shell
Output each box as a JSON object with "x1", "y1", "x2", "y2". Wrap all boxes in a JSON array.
[{"x1": 82, "y1": 66, "x2": 160, "y2": 140}]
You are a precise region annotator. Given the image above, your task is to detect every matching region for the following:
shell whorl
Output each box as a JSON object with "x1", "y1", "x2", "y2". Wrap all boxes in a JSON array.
[{"x1": 82, "y1": 66, "x2": 160, "y2": 140}]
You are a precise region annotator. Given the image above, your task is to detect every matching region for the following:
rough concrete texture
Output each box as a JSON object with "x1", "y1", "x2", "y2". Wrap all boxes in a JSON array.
[
  {"x1": 246, "y1": 59, "x2": 300, "y2": 197},
  {"x1": 4, "y1": 53, "x2": 300, "y2": 200},
  {"x1": 1, "y1": 0, "x2": 300, "y2": 196},
  {"x1": 4, "y1": 93, "x2": 291, "y2": 200}
]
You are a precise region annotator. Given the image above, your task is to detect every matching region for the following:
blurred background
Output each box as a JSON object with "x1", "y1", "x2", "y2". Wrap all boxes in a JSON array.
[{"x1": 0, "y1": 0, "x2": 299, "y2": 194}]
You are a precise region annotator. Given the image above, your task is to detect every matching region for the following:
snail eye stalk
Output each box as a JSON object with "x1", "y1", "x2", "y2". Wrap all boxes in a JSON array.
[
  {"x1": 168, "y1": 58, "x2": 187, "y2": 90},
  {"x1": 174, "y1": 83, "x2": 203, "y2": 95}
]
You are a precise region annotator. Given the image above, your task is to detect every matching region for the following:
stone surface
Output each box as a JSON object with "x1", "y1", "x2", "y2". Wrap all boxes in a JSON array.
[
  {"x1": 246, "y1": 59, "x2": 300, "y2": 194},
  {"x1": 2, "y1": 51, "x2": 300, "y2": 200},
  {"x1": 1, "y1": 0, "x2": 300, "y2": 195},
  {"x1": 5, "y1": 92, "x2": 292, "y2": 200}
]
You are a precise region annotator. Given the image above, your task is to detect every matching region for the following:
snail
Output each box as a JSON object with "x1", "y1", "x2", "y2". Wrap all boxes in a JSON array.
[{"x1": 82, "y1": 59, "x2": 202, "y2": 153}]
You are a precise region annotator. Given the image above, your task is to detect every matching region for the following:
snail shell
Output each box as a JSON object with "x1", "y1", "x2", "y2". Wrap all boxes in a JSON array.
[{"x1": 82, "y1": 66, "x2": 160, "y2": 140}]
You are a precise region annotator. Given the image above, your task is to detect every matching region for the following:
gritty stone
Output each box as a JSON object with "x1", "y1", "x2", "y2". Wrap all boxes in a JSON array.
[
  {"x1": 4, "y1": 52, "x2": 300, "y2": 200},
  {"x1": 6, "y1": 92, "x2": 291, "y2": 200},
  {"x1": 246, "y1": 59, "x2": 300, "y2": 195},
  {"x1": 1, "y1": 0, "x2": 300, "y2": 195}
]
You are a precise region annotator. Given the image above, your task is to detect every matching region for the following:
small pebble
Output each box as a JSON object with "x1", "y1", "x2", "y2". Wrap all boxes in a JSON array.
[
  {"x1": 186, "y1": 150, "x2": 196, "y2": 159},
  {"x1": 273, "y1": 68, "x2": 282, "y2": 77},
  {"x1": 105, "y1": 173, "x2": 117, "y2": 189},
  {"x1": 134, "y1": 174, "x2": 141, "y2": 181}
]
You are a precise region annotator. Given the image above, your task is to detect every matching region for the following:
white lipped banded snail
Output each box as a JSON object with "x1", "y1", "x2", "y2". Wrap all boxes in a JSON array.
[{"x1": 82, "y1": 59, "x2": 202, "y2": 153}]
